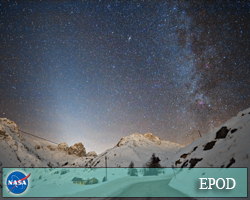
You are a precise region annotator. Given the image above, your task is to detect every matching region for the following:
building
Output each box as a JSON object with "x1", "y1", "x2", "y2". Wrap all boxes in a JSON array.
[
  {"x1": 87, "y1": 177, "x2": 99, "y2": 184},
  {"x1": 72, "y1": 177, "x2": 99, "y2": 185},
  {"x1": 72, "y1": 177, "x2": 87, "y2": 185}
]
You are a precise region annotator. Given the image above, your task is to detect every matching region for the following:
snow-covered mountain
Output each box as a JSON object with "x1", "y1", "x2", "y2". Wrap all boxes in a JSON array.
[
  {"x1": 0, "y1": 117, "x2": 182, "y2": 193},
  {"x1": 0, "y1": 118, "x2": 182, "y2": 169},
  {"x1": 167, "y1": 107, "x2": 250, "y2": 169},
  {"x1": 75, "y1": 133, "x2": 183, "y2": 168},
  {"x1": 168, "y1": 107, "x2": 250, "y2": 198},
  {"x1": 1, "y1": 106, "x2": 250, "y2": 198},
  {"x1": 0, "y1": 118, "x2": 79, "y2": 168},
  {"x1": 1, "y1": 105, "x2": 250, "y2": 170}
]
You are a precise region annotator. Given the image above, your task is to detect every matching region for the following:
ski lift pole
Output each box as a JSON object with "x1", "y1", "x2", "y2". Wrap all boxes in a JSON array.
[
  {"x1": 105, "y1": 156, "x2": 107, "y2": 181},
  {"x1": 172, "y1": 165, "x2": 176, "y2": 179}
]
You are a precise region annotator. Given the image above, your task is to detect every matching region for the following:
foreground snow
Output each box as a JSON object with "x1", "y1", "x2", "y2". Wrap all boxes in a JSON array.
[
  {"x1": 3, "y1": 167, "x2": 174, "y2": 197},
  {"x1": 69, "y1": 174, "x2": 173, "y2": 197}
]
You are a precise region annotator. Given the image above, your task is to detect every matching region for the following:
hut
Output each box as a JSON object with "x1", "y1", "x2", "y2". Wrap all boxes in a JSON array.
[
  {"x1": 71, "y1": 177, "x2": 87, "y2": 185},
  {"x1": 72, "y1": 177, "x2": 99, "y2": 185},
  {"x1": 87, "y1": 177, "x2": 99, "y2": 185}
]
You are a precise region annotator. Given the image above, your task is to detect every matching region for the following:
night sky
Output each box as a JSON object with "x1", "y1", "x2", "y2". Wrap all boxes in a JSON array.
[{"x1": 1, "y1": 1, "x2": 250, "y2": 153}]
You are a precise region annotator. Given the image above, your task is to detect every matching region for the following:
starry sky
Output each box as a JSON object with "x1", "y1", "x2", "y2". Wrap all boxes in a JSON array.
[{"x1": 1, "y1": 1, "x2": 250, "y2": 153}]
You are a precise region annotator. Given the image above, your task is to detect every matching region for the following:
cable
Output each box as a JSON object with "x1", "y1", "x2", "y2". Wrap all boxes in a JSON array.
[{"x1": 18, "y1": 129, "x2": 59, "y2": 145}]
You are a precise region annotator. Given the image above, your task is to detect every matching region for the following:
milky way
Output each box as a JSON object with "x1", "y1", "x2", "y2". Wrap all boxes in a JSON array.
[{"x1": 1, "y1": 1, "x2": 249, "y2": 153}]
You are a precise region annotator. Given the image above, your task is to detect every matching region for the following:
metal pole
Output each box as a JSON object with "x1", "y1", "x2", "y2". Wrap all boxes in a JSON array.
[
  {"x1": 198, "y1": 130, "x2": 202, "y2": 137},
  {"x1": 172, "y1": 165, "x2": 176, "y2": 179},
  {"x1": 105, "y1": 156, "x2": 107, "y2": 181}
]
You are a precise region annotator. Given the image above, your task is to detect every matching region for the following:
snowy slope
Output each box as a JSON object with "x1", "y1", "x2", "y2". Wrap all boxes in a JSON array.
[
  {"x1": 168, "y1": 107, "x2": 250, "y2": 198},
  {"x1": 74, "y1": 133, "x2": 183, "y2": 168},
  {"x1": 0, "y1": 119, "x2": 182, "y2": 169},
  {"x1": 0, "y1": 118, "x2": 79, "y2": 192},
  {"x1": 0, "y1": 117, "x2": 182, "y2": 196},
  {"x1": 0, "y1": 118, "x2": 78, "y2": 168},
  {"x1": 2, "y1": 167, "x2": 174, "y2": 197}
]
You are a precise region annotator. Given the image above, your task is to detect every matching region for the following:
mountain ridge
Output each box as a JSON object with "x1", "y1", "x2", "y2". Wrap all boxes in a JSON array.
[
  {"x1": 0, "y1": 118, "x2": 182, "y2": 168},
  {"x1": 1, "y1": 107, "x2": 250, "y2": 197}
]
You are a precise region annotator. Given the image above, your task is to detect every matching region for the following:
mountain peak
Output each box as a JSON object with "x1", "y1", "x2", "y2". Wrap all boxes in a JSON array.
[
  {"x1": 0, "y1": 118, "x2": 21, "y2": 141},
  {"x1": 116, "y1": 133, "x2": 163, "y2": 147},
  {"x1": 143, "y1": 133, "x2": 161, "y2": 143}
]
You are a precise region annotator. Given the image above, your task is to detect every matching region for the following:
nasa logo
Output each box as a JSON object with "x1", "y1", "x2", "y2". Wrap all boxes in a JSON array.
[{"x1": 6, "y1": 171, "x2": 31, "y2": 194}]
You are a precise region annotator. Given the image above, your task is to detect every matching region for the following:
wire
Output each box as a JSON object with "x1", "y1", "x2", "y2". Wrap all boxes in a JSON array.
[{"x1": 18, "y1": 129, "x2": 59, "y2": 145}]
